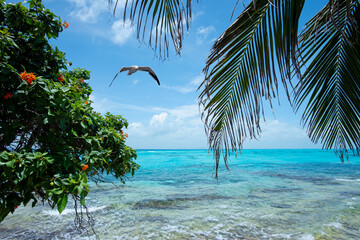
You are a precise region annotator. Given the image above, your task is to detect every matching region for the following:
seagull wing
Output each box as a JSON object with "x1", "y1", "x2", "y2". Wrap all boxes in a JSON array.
[
  {"x1": 138, "y1": 66, "x2": 160, "y2": 85},
  {"x1": 120, "y1": 67, "x2": 131, "y2": 72},
  {"x1": 109, "y1": 67, "x2": 131, "y2": 87}
]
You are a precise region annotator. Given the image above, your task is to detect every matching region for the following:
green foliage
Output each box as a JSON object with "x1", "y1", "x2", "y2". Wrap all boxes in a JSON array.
[{"x1": 0, "y1": 0, "x2": 138, "y2": 222}]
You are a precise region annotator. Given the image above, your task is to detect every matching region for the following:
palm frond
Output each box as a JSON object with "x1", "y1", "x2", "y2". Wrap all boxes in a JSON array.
[
  {"x1": 294, "y1": 0, "x2": 360, "y2": 159},
  {"x1": 111, "y1": 0, "x2": 196, "y2": 58},
  {"x1": 200, "y1": 0, "x2": 305, "y2": 177}
]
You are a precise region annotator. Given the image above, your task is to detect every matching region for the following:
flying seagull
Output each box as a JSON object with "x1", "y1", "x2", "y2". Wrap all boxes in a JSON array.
[{"x1": 109, "y1": 65, "x2": 160, "y2": 87}]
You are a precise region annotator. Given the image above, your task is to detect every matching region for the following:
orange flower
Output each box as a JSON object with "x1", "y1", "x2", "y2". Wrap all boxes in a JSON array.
[
  {"x1": 58, "y1": 74, "x2": 64, "y2": 82},
  {"x1": 85, "y1": 101, "x2": 88, "y2": 104},
  {"x1": 4, "y1": 93, "x2": 13, "y2": 99},
  {"x1": 79, "y1": 78, "x2": 84, "y2": 83},
  {"x1": 82, "y1": 164, "x2": 88, "y2": 171},
  {"x1": 125, "y1": 133, "x2": 128, "y2": 138},
  {"x1": 20, "y1": 71, "x2": 26, "y2": 79},
  {"x1": 62, "y1": 21, "x2": 69, "y2": 29},
  {"x1": 20, "y1": 71, "x2": 36, "y2": 84}
]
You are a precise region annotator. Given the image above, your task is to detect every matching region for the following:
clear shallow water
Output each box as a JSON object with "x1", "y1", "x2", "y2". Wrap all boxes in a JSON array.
[{"x1": 1, "y1": 149, "x2": 360, "y2": 239}]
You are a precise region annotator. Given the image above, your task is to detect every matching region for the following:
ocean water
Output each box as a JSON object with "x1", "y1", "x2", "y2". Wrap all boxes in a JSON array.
[{"x1": 1, "y1": 149, "x2": 360, "y2": 240}]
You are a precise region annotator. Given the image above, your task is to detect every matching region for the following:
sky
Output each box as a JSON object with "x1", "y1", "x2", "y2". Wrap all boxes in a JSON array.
[{"x1": 17, "y1": 0, "x2": 329, "y2": 149}]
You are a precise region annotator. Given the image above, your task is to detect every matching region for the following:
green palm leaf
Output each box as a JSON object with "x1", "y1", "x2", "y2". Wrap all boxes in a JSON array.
[
  {"x1": 199, "y1": 0, "x2": 305, "y2": 177},
  {"x1": 294, "y1": 0, "x2": 360, "y2": 160},
  {"x1": 111, "y1": 0, "x2": 195, "y2": 58}
]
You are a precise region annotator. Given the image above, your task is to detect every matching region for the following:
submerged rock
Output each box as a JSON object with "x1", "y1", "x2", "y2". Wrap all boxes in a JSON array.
[
  {"x1": 339, "y1": 191, "x2": 360, "y2": 197},
  {"x1": 271, "y1": 204, "x2": 292, "y2": 209},
  {"x1": 262, "y1": 188, "x2": 302, "y2": 193},
  {"x1": 132, "y1": 199, "x2": 186, "y2": 210},
  {"x1": 132, "y1": 194, "x2": 232, "y2": 210}
]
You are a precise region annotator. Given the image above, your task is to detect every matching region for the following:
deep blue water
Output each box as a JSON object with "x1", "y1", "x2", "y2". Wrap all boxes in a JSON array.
[{"x1": 1, "y1": 149, "x2": 359, "y2": 239}]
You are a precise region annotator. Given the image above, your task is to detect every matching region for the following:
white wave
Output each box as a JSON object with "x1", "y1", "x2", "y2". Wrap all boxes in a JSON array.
[
  {"x1": 161, "y1": 224, "x2": 189, "y2": 234},
  {"x1": 218, "y1": 205, "x2": 228, "y2": 209},
  {"x1": 204, "y1": 216, "x2": 219, "y2": 222},
  {"x1": 42, "y1": 208, "x2": 73, "y2": 216},
  {"x1": 326, "y1": 222, "x2": 342, "y2": 228},
  {"x1": 85, "y1": 205, "x2": 107, "y2": 212},
  {"x1": 42, "y1": 205, "x2": 107, "y2": 216},
  {"x1": 298, "y1": 233, "x2": 315, "y2": 240},
  {"x1": 271, "y1": 233, "x2": 292, "y2": 239},
  {"x1": 335, "y1": 178, "x2": 360, "y2": 182}
]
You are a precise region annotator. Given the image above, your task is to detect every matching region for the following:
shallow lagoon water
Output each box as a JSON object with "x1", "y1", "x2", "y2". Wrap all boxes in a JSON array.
[{"x1": 1, "y1": 149, "x2": 360, "y2": 239}]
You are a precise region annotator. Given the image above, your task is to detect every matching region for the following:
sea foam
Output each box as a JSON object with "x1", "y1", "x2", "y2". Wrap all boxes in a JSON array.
[{"x1": 42, "y1": 205, "x2": 107, "y2": 216}]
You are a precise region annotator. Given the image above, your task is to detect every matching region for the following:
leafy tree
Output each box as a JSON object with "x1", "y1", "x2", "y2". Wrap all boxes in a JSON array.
[
  {"x1": 112, "y1": 0, "x2": 360, "y2": 177},
  {"x1": 0, "y1": 0, "x2": 138, "y2": 224}
]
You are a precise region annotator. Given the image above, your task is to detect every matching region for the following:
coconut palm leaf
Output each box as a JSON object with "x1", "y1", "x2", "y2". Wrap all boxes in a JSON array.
[
  {"x1": 294, "y1": 0, "x2": 360, "y2": 160},
  {"x1": 199, "y1": 0, "x2": 305, "y2": 177},
  {"x1": 111, "y1": 0, "x2": 196, "y2": 58}
]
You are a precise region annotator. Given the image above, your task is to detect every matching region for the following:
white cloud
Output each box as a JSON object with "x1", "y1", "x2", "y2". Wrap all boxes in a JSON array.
[
  {"x1": 110, "y1": 20, "x2": 134, "y2": 45},
  {"x1": 129, "y1": 122, "x2": 143, "y2": 129},
  {"x1": 67, "y1": 0, "x2": 109, "y2": 23},
  {"x1": 196, "y1": 25, "x2": 215, "y2": 45},
  {"x1": 197, "y1": 26, "x2": 215, "y2": 35},
  {"x1": 66, "y1": 0, "x2": 134, "y2": 45},
  {"x1": 126, "y1": 104, "x2": 207, "y2": 149},
  {"x1": 67, "y1": 0, "x2": 127, "y2": 23},
  {"x1": 150, "y1": 112, "x2": 168, "y2": 126},
  {"x1": 128, "y1": 122, "x2": 148, "y2": 137}
]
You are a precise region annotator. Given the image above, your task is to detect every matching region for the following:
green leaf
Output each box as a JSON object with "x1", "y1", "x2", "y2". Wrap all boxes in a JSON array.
[
  {"x1": 59, "y1": 86, "x2": 70, "y2": 92},
  {"x1": 71, "y1": 129, "x2": 78, "y2": 137},
  {"x1": 29, "y1": 1, "x2": 35, "y2": 8},
  {"x1": 80, "y1": 196, "x2": 85, "y2": 206},
  {"x1": 5, "y1": 160, "x2": 15, "y2": 168},
  {"x1": 57, "y1": 194, "x2": 68, "y2": 214},
  {"x1": 77, "y1": 185, "x2": 84, "y2": 195},
  {"x1": 0, "y1": 151, "x2": 9, "y2": 161},
  {"x1": 63, "y1": 158, "x2": 71, "y2": 171},
  {"x1": 49, "y1": 188, "x2": 63, "y2": 195}
]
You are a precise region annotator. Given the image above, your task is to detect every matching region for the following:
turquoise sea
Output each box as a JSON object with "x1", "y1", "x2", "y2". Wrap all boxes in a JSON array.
[{"x1": 1, "y1": 149, "x2": 360, "y2": 239}]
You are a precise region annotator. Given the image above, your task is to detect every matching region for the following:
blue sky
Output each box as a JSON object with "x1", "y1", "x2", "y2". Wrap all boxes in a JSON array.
[{"x1": 30, "y1": 0, "x2": 328, "y2": 149}]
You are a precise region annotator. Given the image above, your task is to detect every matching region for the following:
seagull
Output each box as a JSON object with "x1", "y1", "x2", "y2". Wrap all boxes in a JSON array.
[{"x1": 109, "y1": 65, "x2": 160, "y2": 87}]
